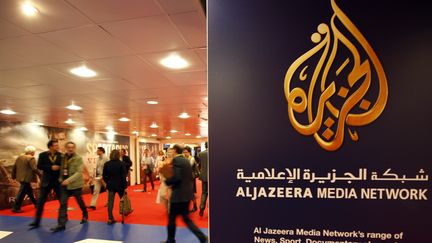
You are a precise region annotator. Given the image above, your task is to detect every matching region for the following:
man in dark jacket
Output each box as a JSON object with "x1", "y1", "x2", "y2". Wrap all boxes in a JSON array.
[
  {"x1": 29, "y1": 139, "x2": 62, "y2": 229},
  {"x1": 162, "y1": 144, "x2": 207, "y2": 243},
  {"x1": 103, "y1": 149, "x2": 128, "y2": 224},
  {"x1": 120, "y1": 149, "x2": 132, "y2": 186},
  {"x1": 198, "y1": 142, "x2": 208, "y2": 217}
]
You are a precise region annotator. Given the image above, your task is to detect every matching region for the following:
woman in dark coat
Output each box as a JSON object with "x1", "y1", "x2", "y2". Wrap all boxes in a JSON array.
[{"x1": 103, "y1": 149, "x2": 127, "y2": 224}]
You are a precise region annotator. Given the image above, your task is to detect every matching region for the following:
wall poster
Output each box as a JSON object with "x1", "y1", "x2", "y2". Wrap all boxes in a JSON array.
[{"x1": 0, "y1": 122, "x2": 130, "y2": 209}]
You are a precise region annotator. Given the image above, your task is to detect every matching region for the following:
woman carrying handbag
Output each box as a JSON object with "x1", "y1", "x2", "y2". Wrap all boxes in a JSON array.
[{"x1": 102, "y1": 149, "x2": 130, "y2": 225}]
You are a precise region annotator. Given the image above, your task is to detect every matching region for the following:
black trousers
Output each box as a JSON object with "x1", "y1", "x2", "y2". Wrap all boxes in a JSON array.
[
  {"x1": 200, "y1": 181, "x2": 208, "y2": 211},
  {"x1": 58, "y1": 186, "x2": 88, "y2": 226},
  {"x1": 13, "y1": 182, "x2": 37, "y2": 210},
  {"x1": 34, "y1": 182, "x2": 60, "y2": 224},
  {"x1": 107, "y1": 189, "x2": 124, "y2": 220},
  {"x1": 143, "y1": 170, "x2": 154, "y2": 191},
  {"x1": 167, "y1": 201, "x2": 206, "y2": 243}
]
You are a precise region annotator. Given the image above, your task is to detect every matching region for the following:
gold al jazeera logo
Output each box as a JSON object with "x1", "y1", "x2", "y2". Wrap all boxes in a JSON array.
[{"x1": 284, "y1": 0, "x2": 388, "y2": 151}]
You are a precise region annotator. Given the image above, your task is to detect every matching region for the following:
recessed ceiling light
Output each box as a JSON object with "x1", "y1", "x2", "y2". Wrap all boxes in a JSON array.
[
  {"x1": 28, "y1": 122, "x2": 44, "y2": 126},
  {"x1": 70, "y1": 66, "x2": 97, "y2": 78},
  {"x1": 150, "y1": 122, "x2": 159, "y2": 128},
  {"x1": 170, "y1": 129, "x2": 178, "y2": 133},
  {"x1": 166, "y1": 136, "x2": 172, "y2": 139},
  {"x1": 204, "y1": 97, "x2": 208, "y2": 101},
  {"x1": 105, "y1": 126, "x2": 114, "y2": 130},
  {"x1": 66, "y1": 103, "x2": 82, "y2": 111},
  {"x1": 119, "y1": 117, "x2": 130, "y2": 122},
  {"x1": 132, "y1": 131, "x2": 139, "y2": 135},
  {"x1": 22, "y1": 3, "x2": 38, "y2": 16},
  {"x1": 178, "y1": 112, "x2": 191, "y2": 119},
  {"x1": 146, "y1": 100, "x2": 159, "y2": 105},
  {"x1": 79, "y1": 127, "x2": 88, "y2": 131},
  {"x1": 65, "y1": 118, "x2": 76, "y2": 124},
  {"x1": 151, "y1": 134, "x2": 157, "y2": 137},
  {"x1": 185, "y1": 133, "x2": 191, "y2": 136},
  {"x1": 160, "y1": 55, "x2": 189, "y2": 69},
  {"x1": 196, "y1": 135, "x2": 202, "y2": 138},
  {"x1": 0, "y1": 109, "x2": 16, "y2": 115}
]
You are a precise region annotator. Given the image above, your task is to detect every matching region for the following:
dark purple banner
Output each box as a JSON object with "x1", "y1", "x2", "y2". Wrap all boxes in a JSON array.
[{"x1": 209, "y1": 0, "x2": 432, "y2": 242}]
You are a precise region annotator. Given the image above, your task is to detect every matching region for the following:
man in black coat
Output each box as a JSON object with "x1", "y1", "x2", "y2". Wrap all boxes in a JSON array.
[
  {"x1": 103, "y1": 150, "x2": 128, "y2": 224},
  {"x1": 120, "y1": 149, "x2": 132, "y2": 186},
  {"x1": 162, "y1": 144, "x2": 207, "y2": 243},
  {"x1": 29, "y1": 139, "x2": 62, "y2": 229},
  {"x1": 198, "y1": 142, "x2": 208, "y2": 217}
]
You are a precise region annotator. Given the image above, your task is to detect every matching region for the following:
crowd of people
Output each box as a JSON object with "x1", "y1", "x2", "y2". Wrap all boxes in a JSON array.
[{"x1": 10, "y1": 139, "x2": 209, "y2": 243}]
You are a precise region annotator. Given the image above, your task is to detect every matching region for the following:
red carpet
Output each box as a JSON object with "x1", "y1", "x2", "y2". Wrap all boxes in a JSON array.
[{"x1": 0, "y1": 180, "x2": 208, "y2": 228}]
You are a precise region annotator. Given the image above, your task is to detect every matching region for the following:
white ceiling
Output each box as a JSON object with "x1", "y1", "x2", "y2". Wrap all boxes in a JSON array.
[{"x1": 0, "y1": 0, "x2": 207, "y2": 139}]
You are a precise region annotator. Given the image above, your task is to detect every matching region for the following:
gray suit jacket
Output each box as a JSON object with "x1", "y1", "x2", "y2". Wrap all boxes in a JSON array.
[
  {"x1": 12, "y1": 155, "x2": 40, "y2": 183},
  {"x1": 198, "y1": 149, "x2": 208, "y2": 182},
  {"x1": 165, "y1": 155, "x2": 194, "y2": 203}
]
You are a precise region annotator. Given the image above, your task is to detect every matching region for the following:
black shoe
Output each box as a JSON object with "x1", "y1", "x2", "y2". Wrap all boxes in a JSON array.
[
  {"x1": 80, "y1": 217, "x2": 88, "y2": 224},
  {"x1": 200, "y1": 236, "x2": 208, "y2": 243},
  {"x1": 199, "y1": 209, "x2": 204, "y2": 217},
  {"x1": 87, "y1": 206, "x2": 96, "y2": 210},
  {"x1": 160, "y1": 241, "x2": 175, "y2": 243},
  {"x1": 107, "y1": 219, "x2": 116, "y2": 225},
  {"x1": 28, "y1": 222, "x2": 40, "y2": 230},
  {"x1": 50, "y1": 225, "x2": 65, "y2": 233}
]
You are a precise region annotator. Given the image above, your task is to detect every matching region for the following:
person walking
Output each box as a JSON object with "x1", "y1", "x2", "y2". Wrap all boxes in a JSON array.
[
  {"x1": 11, "y1": 146, "x2": 40, "y2": 213},
  {"x1": 155, "y1": 150, "x2": 166, "y2": 180},
  {"x1": 198, "y1": 142, "x2": 208, "y2": 217},
  {"x1": 29, "y1": 139, "x2": 62, "y2": 230},
  {"x1": 183, "y1": 146, "x2": 199, "y2": 212},
  {"x1": 51, "y1": 142, "x2": 88, "y2": 233},
  {"x1": 88, "y1": 147, "x2": 108, "y2": 210},
  {"x1": 161, "y1": 144, "x2": 207, "y2": 243},
  {"x1": 102, "y1": 149, "x2": 128, "y2": 225},
  {"x1": 141, "y1": 149, "x2": 155, "y2": 192},
  {"x1": 156, "y1": 149, "x2": 173, "y2": 211},
  {"x1": 120, "y1": 149, "x2": 132, "y2": 185}
]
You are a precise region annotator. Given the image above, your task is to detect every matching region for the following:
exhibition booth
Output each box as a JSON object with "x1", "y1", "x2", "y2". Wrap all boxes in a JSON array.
[{"x1": 0, "y1": 122, "x2": 206, "y2": 210}]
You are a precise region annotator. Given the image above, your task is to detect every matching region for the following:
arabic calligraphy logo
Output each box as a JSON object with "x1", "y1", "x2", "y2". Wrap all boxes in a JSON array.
[{"x1": 284, "y1": 0, "x2": 388, "y2": 151}]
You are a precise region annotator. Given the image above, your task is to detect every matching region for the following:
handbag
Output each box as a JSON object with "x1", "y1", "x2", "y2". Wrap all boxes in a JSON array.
[
  {"x1": 144, "y1": 168, "x2": 151, "y2": 175},
  {"x1": 120, "y1": 191, "x2": 133, "y2": 215},
  {"x1": 159, "y1": 162, "x2": 173, "y2": 179}
]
